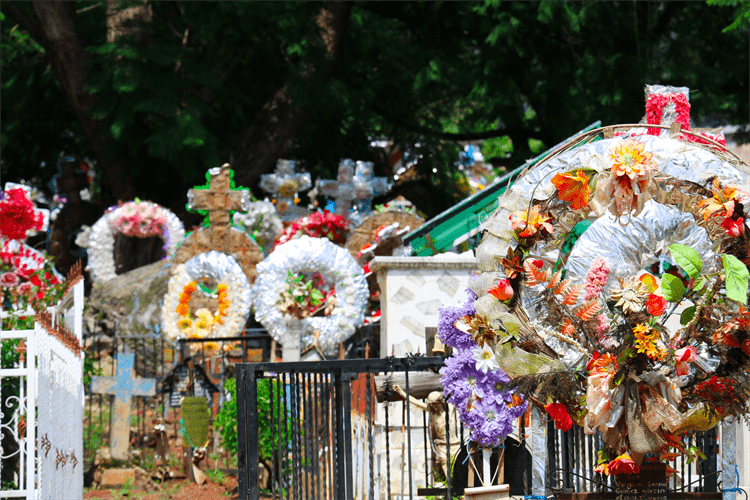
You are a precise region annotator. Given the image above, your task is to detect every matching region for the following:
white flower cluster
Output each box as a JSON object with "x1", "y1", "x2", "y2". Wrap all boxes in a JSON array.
[{"x1": 232, "y1": 200, "x2": 283, "y2": 253}]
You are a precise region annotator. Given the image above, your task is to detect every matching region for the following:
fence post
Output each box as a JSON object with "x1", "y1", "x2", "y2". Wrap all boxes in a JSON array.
[
  {"x1": 237, "y1": 365, "x2": 259, "y2": 500},
  {"x1": 334, "y1": 369, "x2": 346, "y2": 500}
]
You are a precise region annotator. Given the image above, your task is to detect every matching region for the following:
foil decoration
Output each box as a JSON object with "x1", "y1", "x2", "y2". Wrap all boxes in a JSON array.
[
  {"x1": 530, "y1": 406, "x2": 547, "y2": 497},
  {"x1": 565, "y1": 200, "x2": 718, "y2": 285},
  {"x1": 87, "y1": 201, "x2": 186, "y2": 284},
  {"x1": 161, "y1": 250, "x2": 252, "y2": 342},
  {"x1": 251, "y1": 235, "x2": 369, "y2": 356},
  {"x1": 510, "y1": 135, "x2": 750, "y2": 200}
]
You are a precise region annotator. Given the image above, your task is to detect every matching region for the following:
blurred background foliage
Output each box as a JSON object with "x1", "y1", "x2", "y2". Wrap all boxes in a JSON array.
[{"x1": 1, "y1": 1, "x2": 748, "y2": 220}]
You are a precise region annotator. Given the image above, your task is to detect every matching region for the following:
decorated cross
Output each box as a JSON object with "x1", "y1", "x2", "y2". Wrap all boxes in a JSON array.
[
  {"x1": 90, "y1": 353, "x2": 156, "y2": 460},
  {"x1": 187, "y1": 164, "x2": 251, "y2": 252},
  {"x1": 352, "y1": 161, "x2": 392, "y2": 222},
  {"x1": 258, "y1": 159, "x2": 312, "y2": 219},
  {"x1": 315, "y1": 159, "x2": 359, "y2": 219}
]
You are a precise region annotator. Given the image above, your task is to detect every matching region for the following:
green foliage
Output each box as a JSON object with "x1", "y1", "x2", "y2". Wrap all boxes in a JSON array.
[
  {"x1": 722, "y1": 254, "x2": 749, "y2": 304},
  {"x1": 215, "y1": 377, "x2": 296, "y2": 468},
  {"x1": 661, "y1": 273, "x2": 686, "y2": 303},
  {"x1": 669, "y1": 244, "x2": 703, "y2": 279}
]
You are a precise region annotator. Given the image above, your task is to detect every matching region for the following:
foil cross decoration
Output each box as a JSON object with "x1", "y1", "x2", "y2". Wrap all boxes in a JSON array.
[
  {"x1": 258, "y1": 159, "x2": 312, "y2": 219},
  {"x1": 90, "y1": 352, "x2": 156, "y2": 461},
  {"x1": 316, "y1": 159, "x2": 357, "y2": 219},
  {"x1": 187, "y1": 164, "x2": 251, "y2": 252},
  {"x1": 352, "y1": 161, "x2": 392, "y2": 223}
]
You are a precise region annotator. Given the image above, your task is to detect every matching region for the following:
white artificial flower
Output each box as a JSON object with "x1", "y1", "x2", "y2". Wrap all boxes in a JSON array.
[{"x1": 473, "y1": 344, "x2": 500, "y2": 373}]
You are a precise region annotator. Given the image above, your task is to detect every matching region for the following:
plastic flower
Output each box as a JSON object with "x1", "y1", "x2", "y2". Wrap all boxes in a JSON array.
[
  {"x1": 551, "y1": 169, "x2": 591, "y2": 210},
  {"x1": 488, "y1": 279, "x2": 514, "y2": 301},
  {"x1": 675, "y1": 346, "x2": 698, "y2": 376},
  {"x1": 437, "y1": 289, "x2": 478, "y2": 349},
  {"x1": 0, "y1": 272, "x2": 20, "y2": 288},
  {"x1": 176, "y1": 303, "x2": 190, "y2": 316},
  {"x1": 0, "y1": 187, "x2": 46, "y2": 240},
  {"x1": 586, "y1": 352, "x2": 617, "y2": 376},
  {"x1": 473, "y1": 344, "x2": 500, "y2": 373},
  {"x1": 608, "y1": 453, "x2": 640, "y2": 475},
  {"x1": 594, "y1": 462, "x2": 610, "y2": 475},
  {"x1": 510, "y1": 205, "x2": 553, "y2": 239},
  {"x1": 185, "y1": 282, "x2": 198, "y2": 293},
  {"x1": 697, "y1": 179, "x2": 747, "y2": 221},
  {"x1": 193, "y1": 319, "x2": 211, "y2": 337},
  {"x1": 195, "y1": 308, "x2": 213, "y2": 323},
  {"x1": 545, "y1": 402, "x2": 573, "y2": 431},
  {"x1": 609, "y1": 138, "x2": 656, "y2": 179},
  {"x1": 610, "y1": 276, "x2": 650, "y2": 313},
  {"x1": 633, "y1": 323, "x2": 666, "y2": 361},
  {"x1": 584, "y1": 258, "x2": 610, "y2": 300},
  {"x1": 177, "y1": 317, "x2": 192, "y2": 332},
  {"x1": 721, "y1": 217, "x2": 745, "y2": 238},
  {"x1": 645, "y1": 294, "x2": 667, "y2": 316}
]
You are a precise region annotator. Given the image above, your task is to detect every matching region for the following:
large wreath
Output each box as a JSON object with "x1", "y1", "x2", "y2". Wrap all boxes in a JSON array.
[
  {"x1": 87, "y1": 200, "x2": 185, "y2": 283},
  {"x1": 441, "y1": 129, "x2": 750, "y2": 472},
  {"x1": 161, "y1": 250, "x2": 252, "y2": 346},
  {"x1": 251, "y1": 235, "x2": 368, "y2": 355}
]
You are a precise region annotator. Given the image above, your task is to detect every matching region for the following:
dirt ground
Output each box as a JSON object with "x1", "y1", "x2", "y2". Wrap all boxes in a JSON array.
[{"x1": 84, "y1": 475, "x2": 239, "y2": 500}]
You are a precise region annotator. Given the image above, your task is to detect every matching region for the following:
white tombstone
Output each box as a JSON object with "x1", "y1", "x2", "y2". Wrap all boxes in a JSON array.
[{"x1": 370, "y1": 253, "x2": 477, "y2": 357}]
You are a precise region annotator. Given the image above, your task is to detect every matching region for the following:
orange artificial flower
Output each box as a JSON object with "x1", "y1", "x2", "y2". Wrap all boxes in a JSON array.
[
  {"x1": 176, "y1": 303, "x2": 190, "y2": 316},
  {"x1": 608, "y1": 453, "x2": 640, "y2": 475},
  {"x1": 488, "y1": 279, "x2": 514, "y2": 301},
  {"x1": 216, "y1": 283, "x2": 228, "y2": 293},
  {"x1": 510, "y1": 205, "x2": 553, "y2": 238},
  {"x1": 218, "y1": 291, "x2": 228, "y2": 302},
  {"x1": 178, "y1": 292, "x2": 192, "y2": 304},
  {"x1": 560, "y1": 318, "x2": 576, "y2": 337},
  {"x1": 697, "y1": 178, "x2": 747, "y2": 221},
  {"x1": 609, "y1": 138, "x2": 656, "y2": 179},
  {"x1": 185, "y1": 282, "x2": 197, "y2": 293},
  {"x1": 593, "y1": 462, "x2": 610, "y2": 475},
  {"x1": 551, "y1": 170, "x2": 591, "y2": 210},
  {"x1": 587, "y1": 352, "x2": 617, "y2": 376}
]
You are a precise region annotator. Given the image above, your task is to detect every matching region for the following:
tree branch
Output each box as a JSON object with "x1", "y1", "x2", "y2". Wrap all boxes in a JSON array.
[
  {"x1": 226, "y1": 2, "x2": 352, "y2": 188},
  {"x1": 2, "y1": 1, "x2": 44, "y2": 43}
]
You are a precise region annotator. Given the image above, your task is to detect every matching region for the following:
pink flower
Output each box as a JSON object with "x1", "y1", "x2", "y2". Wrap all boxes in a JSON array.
[
  {"x1": 17, "y1": 281, "x2": 34, "y2": 297},
  {"x1": 721, "y1": 217, "x2": 745, "y2": 238},
  {"x1": 584, "y1": 258, "x2": 610, "y2": 300},
  {"x1": 675, "y1": 345, "x2": 697, "y2": 376},
  {"x1": 0, "y1": 272, "x2": 19, "y2": 288}
]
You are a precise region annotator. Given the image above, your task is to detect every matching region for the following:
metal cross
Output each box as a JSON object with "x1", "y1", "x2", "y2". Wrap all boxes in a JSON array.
[
  {"x1": 90, "y1": 352, "x2": 156, "y2": 461},
  {"x1": 187, "y1": 164, "x2": 250, "y2": 251}
]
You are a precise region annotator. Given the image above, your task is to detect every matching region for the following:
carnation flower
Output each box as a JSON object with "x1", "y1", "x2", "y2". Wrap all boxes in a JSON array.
[
  {"x1": 436, "y1": 289, "x2": 478, "y2": 350},
  {"x1": 584, "y1": 258, "x2": 610, "y2": 300},
  {"x1": 0, "y1": 272, "x2": 20, "y2": 288},
  {"x1": 545, "y1": 402, "x2": 573, "y2": 431}
]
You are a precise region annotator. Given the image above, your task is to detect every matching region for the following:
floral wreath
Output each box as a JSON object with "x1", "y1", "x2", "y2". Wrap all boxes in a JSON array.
[
  {"x1": 232, "y1": 199, "x2": 284, "y2": 254},
  {"x1": 162, "y1": 250, "x2": 252, "y2": 347},
  {"x1": 442, "y1": 131, "x2": 750, "y2": 474},
  {"x1": 251, "y1": 235, "x2": 368, "y2": 355},
  {"x1": 274, "y1": 210, "x2": 349, "y2": 248},
  {"x1": 87, "y1": 200, "x2": 185, "y2": 283}
]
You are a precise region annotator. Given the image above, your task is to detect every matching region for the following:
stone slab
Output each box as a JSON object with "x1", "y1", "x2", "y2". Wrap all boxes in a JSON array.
[{"x1": 100, "y1": 468, "x2": 136, "y2": 488}]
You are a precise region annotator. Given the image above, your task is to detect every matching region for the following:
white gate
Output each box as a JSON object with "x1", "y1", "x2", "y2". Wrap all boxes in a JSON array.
[{"x1": 0, "y1": 275, "x2": 84, "y2": 500}]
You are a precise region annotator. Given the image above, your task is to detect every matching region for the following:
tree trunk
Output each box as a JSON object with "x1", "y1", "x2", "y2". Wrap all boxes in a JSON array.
[
  {"x1": 29, "y1": 1, "x2": 136, "y2": 206},
  {"x1": 227, "y1": 2, "x2": 351, "y2": 188}
]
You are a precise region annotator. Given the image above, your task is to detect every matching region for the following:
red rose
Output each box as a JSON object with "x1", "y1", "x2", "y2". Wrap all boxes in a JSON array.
[
  {"x1": 645, "y1": 294, "x2": 666, "y2": 316},
  {"x1": 544, "y1": 402, "x2": 573, "y2": 431}
]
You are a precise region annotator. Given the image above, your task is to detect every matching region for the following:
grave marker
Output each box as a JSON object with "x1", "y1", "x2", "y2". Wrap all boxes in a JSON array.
[{"x1": 90, "y1": 353, "x2": 156, "y2": 460}]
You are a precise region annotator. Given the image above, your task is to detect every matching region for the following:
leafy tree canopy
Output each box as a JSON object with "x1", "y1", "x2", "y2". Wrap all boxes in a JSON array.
[{"x1": 1, "y1": 1, "x2": 747, "y2": 220}]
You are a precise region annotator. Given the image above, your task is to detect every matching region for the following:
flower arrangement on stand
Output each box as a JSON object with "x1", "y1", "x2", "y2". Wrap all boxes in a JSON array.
[
  {"x1": 441, "y1": 131, "x2": 750, "y2": 478},
  {"x1": 274, "y1": 210, "x2": 349, "y2": 248},
  {"x1": 111, "y1": 199, "x2": 168, "y2": 237}
]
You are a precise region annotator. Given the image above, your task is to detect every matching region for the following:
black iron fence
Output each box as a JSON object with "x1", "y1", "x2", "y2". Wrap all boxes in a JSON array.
[{"x1": 236, "y1": 357, "x2": 723, "y2": 500}]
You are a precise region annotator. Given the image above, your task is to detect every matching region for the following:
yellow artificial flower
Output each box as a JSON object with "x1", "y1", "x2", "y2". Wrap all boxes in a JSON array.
[
  {"x1": 610, "y1": 276, "x2": 650, "y2": 313},
  {"x1": 609, "y1": 138, "x2": 655, "y2": 179},
  {"x1": 192, "y1": 319, "x2": 211, "y2": 337},
  {"x1": 216, "y1": 283, "x2": 228, "y2": 293},
  {"x1": 195, "y1": 308, "x2": 213, "y2": 323},
  {"x1": 509, "y1": 205, "x2": 553, "y2": 238}
]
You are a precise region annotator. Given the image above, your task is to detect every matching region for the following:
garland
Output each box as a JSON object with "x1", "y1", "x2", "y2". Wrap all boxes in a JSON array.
[
  {"x1": 445, "y1": 133, "x2": 750, "y2": 473},
  {"x1": 251, "y1": 235, "x2": 368, "y2": 355},
  {"x1": 162, "y1": 251, "x2": 252, "y2": 347},
  {"x1": 87, "y1": 200, "x2": 185, "y2": 283}
]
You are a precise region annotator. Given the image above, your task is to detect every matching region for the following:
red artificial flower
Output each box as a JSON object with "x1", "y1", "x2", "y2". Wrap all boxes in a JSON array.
[
  {"x1": 488, "y1": 279, "x2": 514, "y2": 301},
  {"x1": 544, "y1": 402, "x2": 573, "y2": 431},
  {"x1": 0, "y1": 188, "x2": 44, "y2": 241},
  {"x1": 608, "y1": 453, "x2": 640, "y2": 475},
  {"x1": 721, "y1": 217, "x2": 745, "y2": 238},
  {"x1": 551, "y1": 170, "x2": 591, "y2": 210},
  {"x1": 645, "y1": 294, "x2": 667, "y2": 316},
  {"x1": 645, "y1": 92, "x2": 690, "y2": 136},
  {"x1": 674, "y1": 346, "x2": 697, "y2": 376}
]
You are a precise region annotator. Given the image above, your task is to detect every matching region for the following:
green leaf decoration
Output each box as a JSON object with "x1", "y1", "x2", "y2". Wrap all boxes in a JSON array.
[
  {"x1": 723, "y1": 254, "x2": 749, "y2": 304},
  {"x1": 680, "y1": 305, "x2": 696, "y2": 326},
  {"x1": 661, "y1": 274, "x2": 686, "y2": 303},
  {"x1": 693, "y1": 276, "x2": 708, "y2": 292},
  {"x1": 669, "y1": 244, "x2": 703, "y2": 279}
]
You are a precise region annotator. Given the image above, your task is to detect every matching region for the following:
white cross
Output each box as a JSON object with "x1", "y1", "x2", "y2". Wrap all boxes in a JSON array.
[
  {"x1": 352, "y1": 161, "x2": 392, "y2": 221},
  {"x1": 258, "y1": 160, "x2": 312, "y2": 218},
  {"x1": 315, "y1": 159, "x2": 357, "y2": 218}
]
